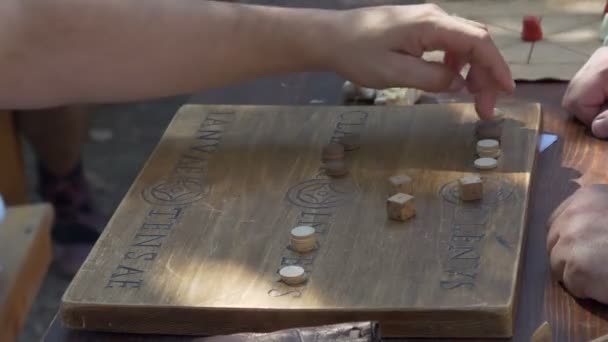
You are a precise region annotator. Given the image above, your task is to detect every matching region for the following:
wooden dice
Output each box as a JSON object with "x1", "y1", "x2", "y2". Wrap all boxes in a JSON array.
[
  {"x1": 459, "y1": 175, "x2": 483, "y2": 201},
  {"x1": 387, "y1": 193, "x2": 416, "y2": 221}
]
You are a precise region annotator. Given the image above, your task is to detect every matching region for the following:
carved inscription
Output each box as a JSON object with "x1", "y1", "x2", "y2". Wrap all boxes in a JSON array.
[
  {"x1": 105, "y1": 111, "x2": 235, "y2": 289},
  {"x1": 439, "y1": 176, "x2": 515, "y2": 289},
  {"x1": 269, "y1": 111, "x2": 367, "y2": 297}
]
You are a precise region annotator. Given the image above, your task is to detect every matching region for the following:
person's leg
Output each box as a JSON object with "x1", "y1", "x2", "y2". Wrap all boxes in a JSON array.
[{"x1": 15, "y1": 106, "x2": 102, "y2": 277}]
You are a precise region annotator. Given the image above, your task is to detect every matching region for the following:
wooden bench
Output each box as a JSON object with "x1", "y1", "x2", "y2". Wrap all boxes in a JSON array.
[
  {"x1": 0, "y1": 204, "x2": 53, "y2": 342},
  {"x1": 0, "y1": 111, "x2": 28, "y2": 205}
]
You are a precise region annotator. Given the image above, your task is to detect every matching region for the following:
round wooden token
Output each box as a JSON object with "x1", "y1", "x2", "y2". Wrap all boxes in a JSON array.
[
  {"x1": 324, "y1": 160, "x2": 348, "y2": 177},
  {"x1": 477, "y1": 139, "x2": 499, "y2": 151},
  {"x1": 291, "y1": 226, "x2": 315, "y2": 240},
  {"x1": 279, "y1": 265, "x2": 306, "y2": 285},
  {"x1": 339, "y1": 135, "x2": 360, "y2": 151},
  {"x1": 476, "y1": 119, "x2": 503, "y2": 136},
  {"x1": 474, "y1": 157, "x2": 498, "y2": 170},
  {"x1": 322, "y1": 143, "x2": 345, "y2": 161},
  {"x1": 478, "y1": 149, "x2": 501, "y2": 159}
]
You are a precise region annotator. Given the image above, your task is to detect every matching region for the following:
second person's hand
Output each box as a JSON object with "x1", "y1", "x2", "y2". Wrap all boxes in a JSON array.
[{"x1": 563, "y1": 47, "x2": 608, "y2": 138}]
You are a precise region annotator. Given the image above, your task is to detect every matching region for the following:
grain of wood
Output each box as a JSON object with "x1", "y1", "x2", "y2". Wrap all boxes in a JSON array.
[
  {"x1": 0, "y1": 112, "x2": 28, "y2": 205},
  {"x1": 60, "y1": 103, "x2": 541, "y2": 338},
  {"x1": 531, "y1": 321, "x2": 552, "y2": 342},
  {"x1": 1, "y1": 204, "x2": 53, "y2": 342},
  {"x1": 591, "y1": 333, "x2": 608, "y2": 342}
]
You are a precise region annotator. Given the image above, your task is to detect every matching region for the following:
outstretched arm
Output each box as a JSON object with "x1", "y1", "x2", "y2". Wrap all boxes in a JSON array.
[{"x1": 1, "y1": 1, "x2": 513, "y2": 116}]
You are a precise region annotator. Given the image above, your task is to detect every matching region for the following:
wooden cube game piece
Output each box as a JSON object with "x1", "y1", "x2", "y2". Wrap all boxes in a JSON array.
[
  {"x1": 388, "y1": 174, "x2": 413, "y2": 195},
  {"x1": 387, "y1": 193, "x2": 416, "y2": 221},
  {"x1": 459, "y1": 175, "x2": 483, "y2": 201}
]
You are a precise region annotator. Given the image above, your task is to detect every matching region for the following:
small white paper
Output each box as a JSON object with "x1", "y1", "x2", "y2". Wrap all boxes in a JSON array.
[
  {"x1": 539, "y1": 133, "x2": 558, "y2": 152},
  {"x1": 0, "y1": 194, "x2": 5, "y2": 224}
]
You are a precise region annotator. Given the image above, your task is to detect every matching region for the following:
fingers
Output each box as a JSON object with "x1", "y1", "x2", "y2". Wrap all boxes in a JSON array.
[
  {"x1": 443, "y1": 51, "x2": 467, "y2": 74},
  {"x1": 452, "y1": 15, "x2": 487, "y2": 31},
  {"x1": 549, "y1": 240, "x2": 568, "y2": 282},
  {"x1": 423, "y1": 13, "x2": 514, "y2": 94},
  {"x1": 385, "y1": 52, "x2": 465, "y2": 92},
  {"x1": 474, "y1": 92, "x2": 497, "y2": 119},
  {"x1": 562, "y1": 79, "x2": 602, "y2": 126},
  {"x1": 468, "y1": 64, "x2": 500, "y2": 118},
  {"x1": 591, "y1": 109, "x2": 608, "y2": 139}
]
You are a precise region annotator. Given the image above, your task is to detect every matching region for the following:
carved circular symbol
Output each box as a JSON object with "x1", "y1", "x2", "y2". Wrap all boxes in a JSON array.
[
  {"x1": 142, "y1": 177, "x2": 207, "y2": 205},
  {"x1": 286, "y1": 179, "x2": 356, "y2": 209},
  {"x1": 440, "y1": 176, "x2": 514, "y2": 206}
]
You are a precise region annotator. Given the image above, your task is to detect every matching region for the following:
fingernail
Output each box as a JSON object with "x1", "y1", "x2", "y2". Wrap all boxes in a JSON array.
[
  {"x1": 448, "y1": 77, "x2": 465, "y2": 92},
  {"x1": 592, "y1": 116, "x2": 608, "y2": 139}
]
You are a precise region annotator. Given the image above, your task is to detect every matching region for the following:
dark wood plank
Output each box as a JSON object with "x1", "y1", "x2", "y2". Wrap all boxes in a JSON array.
[{"x1": 0, "y1": 112, "x2": 28, "y2": 205}]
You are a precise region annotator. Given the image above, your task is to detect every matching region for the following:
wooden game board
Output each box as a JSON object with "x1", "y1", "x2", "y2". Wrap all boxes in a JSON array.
[
  {"x1": 61, "y1": 103, "x2": 540, "y2": 338},
  {"x1": 426, "y1": 0, "x2": 605, "y2": 80}
]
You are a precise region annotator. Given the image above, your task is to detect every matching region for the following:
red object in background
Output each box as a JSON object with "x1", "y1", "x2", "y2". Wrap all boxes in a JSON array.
[
  {"x1": 604, "y1": 0, "x2": 608, "y2": 14},
  {"x1": 522, "y1": 16, "x2": 543, "y2": 42}
]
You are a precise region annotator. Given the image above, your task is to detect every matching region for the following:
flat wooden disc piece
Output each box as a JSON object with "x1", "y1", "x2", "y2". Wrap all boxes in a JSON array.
[
  {"x1": 279, "y1": 265, "x2": 306, "y2": 285},
  {"x1": 474, "y1": 157, "x2": 498, "y2": 170},
  {"x1": 325, "y1": 160, "x2": 348, "y2": 177},
  {"x1": 291, "y1": 226, "x2": 315, "y2": 239},
  {"x1": 478, "y1": 149, "x2": 501, "y2": 159},
  {"x1": 322, "y1": 143, "x2": 345, "y2": 160},
  {"x1": 477, "y1": 139, "x2": 500, "y2": 151},
  {"x1": 339, "y1": 135, "x2": 360, "y2": 151}
]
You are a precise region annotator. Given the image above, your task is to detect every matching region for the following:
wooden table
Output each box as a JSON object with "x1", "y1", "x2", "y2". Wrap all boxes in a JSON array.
[
  {"x1": 1, "y1": 204, "x2": 53, "y2": 342},
  {"x1": 42, "y1": 74, "x2": 608, "y2": 340}
]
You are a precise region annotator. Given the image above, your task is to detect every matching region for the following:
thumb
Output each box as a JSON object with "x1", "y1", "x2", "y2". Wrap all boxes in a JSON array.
[
  {"x1": 387, "y1": 53, "x2": 465, "y2": 93},
  {"x1": 591, "y1": 109, "x2": 608, "y2": 139}
]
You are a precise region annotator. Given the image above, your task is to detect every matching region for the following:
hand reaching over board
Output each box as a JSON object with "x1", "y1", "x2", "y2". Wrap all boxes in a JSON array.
[
  {"x1": 548, "y1": 184, "x2": 608, "y2": 304},
  {"x1": 1, "y1": 1, "x2": 513, "y2": 117},
  {"x1": 331, "y1": 4, "x2": 515, "y2": 118},
  {"x1": 563, "y1": 47, "x2": 608, "y2": 139}
]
